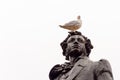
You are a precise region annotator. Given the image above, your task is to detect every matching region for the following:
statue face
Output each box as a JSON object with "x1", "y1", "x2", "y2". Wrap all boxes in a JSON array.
[{"x1": 66, "y1": 35, "x2": 86, "y2": 57}]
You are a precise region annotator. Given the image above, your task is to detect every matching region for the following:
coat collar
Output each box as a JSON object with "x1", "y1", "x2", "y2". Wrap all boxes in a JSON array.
[
  {"x1": 74, "y1": 56, "x2": 91, "y2": 67},
  {"x1": 64, "y1": 57, "x2": 91, "y2": 80}
]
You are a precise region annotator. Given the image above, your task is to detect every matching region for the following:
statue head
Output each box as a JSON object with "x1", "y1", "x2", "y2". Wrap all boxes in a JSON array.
[{"x1": 60, "y1": 31, "x2": 93, "y2": 60}]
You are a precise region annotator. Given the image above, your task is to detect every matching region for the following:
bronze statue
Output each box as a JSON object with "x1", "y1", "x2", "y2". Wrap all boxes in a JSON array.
[{"x1": 49, "y1": 31, "x2": 113, "y2": 80}]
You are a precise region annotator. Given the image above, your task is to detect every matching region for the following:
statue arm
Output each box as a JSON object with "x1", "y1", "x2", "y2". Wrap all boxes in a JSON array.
[
  {"x1": 97, "y1": 72, "x2": 113, "y2": 80},
  {"x1": 95, "y1": 59, "x2": 113, "y2": 80}
]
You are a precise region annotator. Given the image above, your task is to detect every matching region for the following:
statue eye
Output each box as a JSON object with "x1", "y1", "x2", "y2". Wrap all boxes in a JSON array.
[
  {"x1": 68, "y1": 38, "x2": 75, "y2": 43},
  {"x1": 77, "y1": 38, "x2": 84, "y2": 43}
]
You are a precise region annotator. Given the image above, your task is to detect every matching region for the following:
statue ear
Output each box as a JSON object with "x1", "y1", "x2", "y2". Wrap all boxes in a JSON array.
[{"x1": 85, "y1": 39, "x2": 93, "y2": 56}]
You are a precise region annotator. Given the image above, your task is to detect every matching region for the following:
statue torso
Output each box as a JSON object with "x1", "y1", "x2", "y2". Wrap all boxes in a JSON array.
[{"x1": 56, "y1": 57, "x2": 95, "y2": 80}]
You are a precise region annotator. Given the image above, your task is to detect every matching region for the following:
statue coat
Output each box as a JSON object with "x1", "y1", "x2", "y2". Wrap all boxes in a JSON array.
[{"x1": 49, "y1": 57, "x2": 113, "y2": 80}]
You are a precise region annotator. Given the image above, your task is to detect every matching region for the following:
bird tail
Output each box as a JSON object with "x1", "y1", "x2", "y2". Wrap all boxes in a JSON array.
[{"x1": 59, "y1": 25, "x2": 64, "y2": 28}]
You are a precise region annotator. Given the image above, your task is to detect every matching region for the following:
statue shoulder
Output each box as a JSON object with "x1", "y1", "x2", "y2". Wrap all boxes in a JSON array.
[
  {"x1": 95, "y1": 59, "x2": 113, "y2": 77},
  {"x1": 49, "y1": 64, "x2": 63, "y2": 80},
  {"x1": 98, "y1": 59, "x2": 112, "y2": 71},
  {"x1": 49, "y1": 62, "x2": 71, "y2": 80}
]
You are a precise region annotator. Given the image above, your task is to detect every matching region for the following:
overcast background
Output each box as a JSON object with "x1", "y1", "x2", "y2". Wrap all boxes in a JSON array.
[{"x1": 0, "y1": 0, "x2": 120, "y2": 80}]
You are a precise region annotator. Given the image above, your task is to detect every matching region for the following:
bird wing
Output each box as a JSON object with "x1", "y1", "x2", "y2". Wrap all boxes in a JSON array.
[{"x1": 64, "y1": 20, "x2": 81, "y2": 26}]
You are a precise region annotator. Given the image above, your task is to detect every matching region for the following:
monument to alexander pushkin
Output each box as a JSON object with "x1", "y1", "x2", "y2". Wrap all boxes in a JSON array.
[{"x1": 49, "y1": 16, "x2": 113, "y2": 80}]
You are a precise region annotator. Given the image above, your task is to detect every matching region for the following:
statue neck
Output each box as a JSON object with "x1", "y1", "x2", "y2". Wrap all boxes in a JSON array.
[{"x1": 69, "y1": 55, "x2": 87, "y2": 65}]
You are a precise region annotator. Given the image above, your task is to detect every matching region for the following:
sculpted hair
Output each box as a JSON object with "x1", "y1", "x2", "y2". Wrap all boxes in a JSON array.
[{"x1": 60, "y1": 31, "x2": 93, "y2": 60}]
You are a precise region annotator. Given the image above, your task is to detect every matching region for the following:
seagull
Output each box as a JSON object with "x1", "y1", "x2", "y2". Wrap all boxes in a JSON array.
[{"x1": 59, "y1": 16, "x2": 82, "y2": 31}]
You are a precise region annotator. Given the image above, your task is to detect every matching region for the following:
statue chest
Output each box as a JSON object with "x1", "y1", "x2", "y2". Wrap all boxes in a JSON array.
[{"x1": 58, "y1": 58, "x2": 95, "y2": 80}]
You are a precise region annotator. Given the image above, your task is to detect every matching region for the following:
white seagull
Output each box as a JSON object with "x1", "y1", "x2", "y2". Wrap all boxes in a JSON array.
[{"x1": 59, "y1": 16, "x2": 82, "y2": 31}]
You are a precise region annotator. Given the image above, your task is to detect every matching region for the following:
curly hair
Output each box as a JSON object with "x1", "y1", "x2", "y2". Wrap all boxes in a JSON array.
[{"x1": 60, "y1": 31, "x2": 93, "y2": 60}]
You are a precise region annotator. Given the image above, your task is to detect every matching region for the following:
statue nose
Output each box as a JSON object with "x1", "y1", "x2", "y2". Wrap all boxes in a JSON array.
[{"x1": 74, "y1": 41, "x2": 78, "y2": 44}]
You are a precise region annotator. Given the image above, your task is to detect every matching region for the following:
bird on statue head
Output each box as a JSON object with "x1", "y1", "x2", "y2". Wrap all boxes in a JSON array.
[{"x1": 59, "y1": 16, "x2": 82, "y2": 32}]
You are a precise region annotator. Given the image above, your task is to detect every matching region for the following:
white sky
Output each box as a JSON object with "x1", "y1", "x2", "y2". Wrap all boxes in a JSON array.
[{"x1": 0, "y1": 0, "x2": 120, "y2": 80}]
